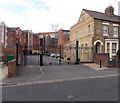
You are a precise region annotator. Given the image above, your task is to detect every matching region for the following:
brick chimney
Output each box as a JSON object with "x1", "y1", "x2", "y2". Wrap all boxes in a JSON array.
[{"x1": 105, "y1": 5, "x2": 114, "y2": 16}]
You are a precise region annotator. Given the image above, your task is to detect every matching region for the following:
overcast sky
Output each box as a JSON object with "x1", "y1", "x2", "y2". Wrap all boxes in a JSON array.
[{"x1": 0, "y1": 0, "x2": 119, "y2": 33}]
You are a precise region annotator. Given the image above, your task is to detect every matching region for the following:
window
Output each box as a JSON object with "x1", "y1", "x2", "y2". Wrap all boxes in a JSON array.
[
  {"x1": 107, "y1": 43, "x2": 110, "y2": 53},
  {"x1": 103, "y1": 25, "x2": 109, "y2": 36},
  {"x1": 112, "y1": 43, "x2": 117, "y2": 54},
  {"x1": 88, "y1": 25, "x2": 91, "y2": 34},
  {"x1": 81, "y1": 44, "x2": 83, "y2": 47},
  {"x1": 1, "y1": 26, "x2": 4, "y2": 44},
  {"x1": 82, "y1": 13, "x2": 85, "y2": 22},
  {"x1": 85, "y1": 43, "x2": 88, "y2": 47},
  {"x1": 113, "y1": 26, "x2": 118, "y2": 37}
]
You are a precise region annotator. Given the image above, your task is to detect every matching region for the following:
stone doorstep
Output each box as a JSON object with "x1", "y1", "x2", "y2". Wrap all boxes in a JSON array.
[
  {"x1": 83, "y1": 63, "x2": 108, "y2": 70},
  {"x1": 0, "y1": 66, "x2": 8, "y2": 79}
]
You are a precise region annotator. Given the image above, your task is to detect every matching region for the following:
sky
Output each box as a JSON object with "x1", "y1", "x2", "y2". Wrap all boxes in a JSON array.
[{"x1": 0, "y1": 0, "x2": 119, "y2": 33}]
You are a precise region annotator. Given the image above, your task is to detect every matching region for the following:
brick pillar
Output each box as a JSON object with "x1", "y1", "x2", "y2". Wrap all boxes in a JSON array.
[{"x1": 8, "y1": 59, "x2": 16, "y2": 77}]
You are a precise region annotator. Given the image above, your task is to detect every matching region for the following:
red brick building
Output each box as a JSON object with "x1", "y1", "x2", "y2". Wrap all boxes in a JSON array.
[
  {"x1": 0, "y1": 22, "x2": 7, "y2": 62},
  {"x1": 6, "y1": 27, "x2": 24, "y2": 64},
  {"x1": 58, "y1": 29, "x2": 70, "y2": 46},
  {"x1": 33, "y1": 33, "x2": 40, "y2": 54},
  {"x1": 39, "y1": 32, "x2": 59, "y2": 53},
  {"x1": 22, "y1": 30, "x2": 33, "y2": 54},
  {"x1": 58, "y1": 29, "x2": 70, "y2": 57}
]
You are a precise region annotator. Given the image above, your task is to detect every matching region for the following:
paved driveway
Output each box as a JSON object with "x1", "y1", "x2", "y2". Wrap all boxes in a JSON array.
[{"x1": 2, "y1": 55, "x2": 118, "y2": 85}]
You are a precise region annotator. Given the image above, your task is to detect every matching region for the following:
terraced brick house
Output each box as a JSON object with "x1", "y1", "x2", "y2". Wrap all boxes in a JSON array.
[{"x1": 68, "y1": 6, "x2": 120, "y2": 64}]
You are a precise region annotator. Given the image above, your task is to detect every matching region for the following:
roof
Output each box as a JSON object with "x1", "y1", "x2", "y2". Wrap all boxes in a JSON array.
[
  {"x1": 33, "y1": 33, "x2": 40, "y2": 37},
  {"x1": 39, "y1": 32, "x2": 58, "y2": 35},
  {"x1": 22, "y1": 30, "x2": 29, "y2": 33},
  {"x1": 83, "y1": 9, "x2": 120, "y2": 23},
  {"x1": 62, "y1": 30, "x2": 70, "y2": 32},
  {"x1": 7, "y1": 27, "x2": 20, "y2": 31}
]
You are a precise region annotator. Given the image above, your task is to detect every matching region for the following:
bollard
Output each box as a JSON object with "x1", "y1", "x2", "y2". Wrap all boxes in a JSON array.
[{"x1": 100, "y1": 60, "x2": 102, "y2": 68}]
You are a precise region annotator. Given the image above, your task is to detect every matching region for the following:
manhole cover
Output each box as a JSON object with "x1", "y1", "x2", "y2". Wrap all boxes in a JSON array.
[{"x1": 67, "y1": 95, "x2": 74, "y2": 99}]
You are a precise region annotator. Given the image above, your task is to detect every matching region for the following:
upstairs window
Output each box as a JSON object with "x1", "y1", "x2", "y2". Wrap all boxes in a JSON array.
[
  {"x1": 81, "y1": 13, "x2": 85, "y2": 22},
  {"x1": 88, "y1": 25, "x2": 91, "y2": 34},
  {"x1": 113, "y1": 26, "x2": 118, "y2": 37},
  {"x1": 103, "y1": 25, "x2": 109, "y2": 36},
  {"x1": 1, "y1": 27, "x2": 4, "y2": 47}
]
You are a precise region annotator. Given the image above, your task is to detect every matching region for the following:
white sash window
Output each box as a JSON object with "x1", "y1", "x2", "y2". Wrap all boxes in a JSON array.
[{"x1": 113, "y1": 26, "x2": 118, "y2": 37}]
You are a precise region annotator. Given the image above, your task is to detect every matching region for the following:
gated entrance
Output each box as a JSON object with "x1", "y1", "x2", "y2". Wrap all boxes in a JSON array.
[
  {"x1": 17, "y1": 44, "x2": 40, "y2": 66},
  {"x1": 17, "y1": 43, "x2": 94, "y2": 66}
]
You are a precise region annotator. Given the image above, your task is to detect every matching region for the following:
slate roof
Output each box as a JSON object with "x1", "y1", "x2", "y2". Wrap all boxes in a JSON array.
[
  {"x1": 33, "y1": 33, "x2": 40, "y2": 37},
  {"x1": 22, "y1": 30, "x2": 29, "y2": 33},
  {"x1": 83, "y1": 9, "x2": 120, "y2": 23},
  {"x1": 7, "y1": 27, "x2": 20, "y2": 31}
]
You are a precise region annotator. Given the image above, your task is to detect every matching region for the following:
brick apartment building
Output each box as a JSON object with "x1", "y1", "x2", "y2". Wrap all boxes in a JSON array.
[
  {"x1": 6, "y1": 27, "x2": 24, "y2": 64},
  {"x1": 0, "y1": 21, "x2": 37, "y2": 65},
  {"x1": 22, "y1": 30, "x2": 33, "y2": 54},
  {"x1": 58, "y1": 29, "x2": 70, "y2": 57},
  {"x1": 39, "y1": 32, "x2": 59, "y2": 53},
  {"x1": 0, "y1": 22, "x2": 7, "y2": 62},
  {"x1": 58, "y1": 29, "x2": 70, "y2": 46},
  {"x1": 33, "y1": 33, "x2": 40, "y2": 54},
  {"x1": 66, "y1": 6, "x2": 120, "y2": 64}
]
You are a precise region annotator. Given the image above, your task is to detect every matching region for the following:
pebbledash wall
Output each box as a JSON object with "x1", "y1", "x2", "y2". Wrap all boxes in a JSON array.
[{"x1": 66, "y1": 6, "x2": 120, "y2": 64}]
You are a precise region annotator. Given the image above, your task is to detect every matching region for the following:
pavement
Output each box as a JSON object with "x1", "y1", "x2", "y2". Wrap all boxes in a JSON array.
[
  {"x1": 1, "y1": 55, "x2": 119, "y2": 86},
  {"x1": 0, "y1": 62, "x2": 8, "y2": 79},
  {"x1": 83, "y1": 63, "x2": 109, "y2": 70},
  {"x1": 1, "y1": 56, "x2": 119, "y2": 101}
]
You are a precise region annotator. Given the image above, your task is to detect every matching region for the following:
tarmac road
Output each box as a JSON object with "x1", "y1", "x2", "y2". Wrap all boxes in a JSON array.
[{"x1": 2, "y1": 75, "x2": 118, "y2": 101}]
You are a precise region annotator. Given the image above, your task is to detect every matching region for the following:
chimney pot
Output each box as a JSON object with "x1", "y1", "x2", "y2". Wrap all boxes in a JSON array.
[{"x1": 105, "y1": 5, "x2": 114, "y2": 16}]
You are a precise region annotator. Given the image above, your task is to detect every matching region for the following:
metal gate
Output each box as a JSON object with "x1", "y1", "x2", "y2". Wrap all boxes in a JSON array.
[{"x1": 17, "y1": 44, "x2": 40, "y2": 66}]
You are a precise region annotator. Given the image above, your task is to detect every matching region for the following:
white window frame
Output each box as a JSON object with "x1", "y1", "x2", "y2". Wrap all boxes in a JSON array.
[
  {"x1": 112, "y1": 43, "x2": 117, "y2": 54},
  {"x1": 103, "y1": 25, "x2": 109, "y2": 36},
  {"x1": 113, "y1": 26, "x2": 119, "y2": 37},
  {"x1": 105, "y1": 39, "x2": 119, "y2": 58}
]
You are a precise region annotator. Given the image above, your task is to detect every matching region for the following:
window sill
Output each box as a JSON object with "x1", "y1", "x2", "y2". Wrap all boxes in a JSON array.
[{"x1": 103, "y1": 34, "x2": 109, "y2": 37}]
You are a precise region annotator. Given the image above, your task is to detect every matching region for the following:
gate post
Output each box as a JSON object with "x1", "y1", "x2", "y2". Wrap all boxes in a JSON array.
[
  {"x1": 75, "y1": 40, "x2": 79, "y2": 64},
  {"x1": 16, "y1": 38, "x2": 20, "y2": 66},
  {"x1": 24, "y1": 44, "x2": 27, "y2": 66},
  {"x1": 40, "y1": 38, "x2": 43, "y2": 66},
  {"x1": 59, "y1": 45, "x2": 62, "y2": 65}
]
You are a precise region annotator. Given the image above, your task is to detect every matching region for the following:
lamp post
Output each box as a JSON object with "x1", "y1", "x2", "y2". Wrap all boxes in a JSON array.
[
  {"x1": 59, "y1": 45, "x2": 62, "y2": 65},
  {"x1": 39, "y1": 35, "x2": 43, "y2": 66},
  {"x1": 75, "y1": 31, "x2": 79, "y2": 64},
  {"x1": 118, "y1": 36, "x2": 120, "y2": 61},
  {"x1": 16, "y1": 38, "x2": 20, "y2": 66},
  {"x1": 24, "y1": 44, "x2": 27, "y2": 66}
]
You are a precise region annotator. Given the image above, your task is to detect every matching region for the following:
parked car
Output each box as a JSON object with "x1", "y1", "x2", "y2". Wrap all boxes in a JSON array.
[
  {"x1": 47, "y1": 53, "x2": 51, "y2": 56},
  {"x1": 50, "y1": 53, "x2": 56, "y2": 58}
]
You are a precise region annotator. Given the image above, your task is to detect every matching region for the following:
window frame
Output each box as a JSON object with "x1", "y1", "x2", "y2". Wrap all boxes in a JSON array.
[{"x1": 103, "y1": 24, "x2": 109, "y2": 36}]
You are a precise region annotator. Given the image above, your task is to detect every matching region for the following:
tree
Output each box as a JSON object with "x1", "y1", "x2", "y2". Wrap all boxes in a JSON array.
[{"x1": 50, "y1": 24, "x2": 58, "y2": 32}]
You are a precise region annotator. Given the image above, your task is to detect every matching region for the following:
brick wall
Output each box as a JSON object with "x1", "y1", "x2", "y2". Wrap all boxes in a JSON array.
[
  {"x1": 8, "y1": 59, "x2": 16, "y2": 77},
  {"x1": 94, "y1": 53, "x2": 109, "y2": 67},
  {"x1": 2, "y1": 48, "x2": 16, "y2": 63}
]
